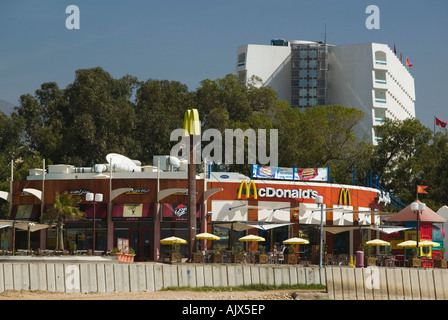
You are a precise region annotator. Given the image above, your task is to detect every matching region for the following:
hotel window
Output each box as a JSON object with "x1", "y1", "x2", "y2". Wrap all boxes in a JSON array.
[
  {"x1": 309, "y1": 50, "x2": 317, "y2": 59},
  {"x1": 374, "y1": 89, "x2": 387, "y2": 103},
  {"x1": 375, "y1": 70, "x2": 387, "y2": 84},
  {"x1": 299, "y1": 70, "x2": 308, "y2": 78},
  {"x1": 299, "y1": 98, "x2": 308, "y2": 106},
  {"x1": 375, "y1": 51, "x2": 387, "y2": 65},
  {"x1": 299, "y1": 88, "x2": 308, "y2": 97},
  {"x1": 309, "y1": 98, "x2": 318, "y2": 106},
  {"x1": 237, "y1": 53, "x2": 246, "y2": 67}
]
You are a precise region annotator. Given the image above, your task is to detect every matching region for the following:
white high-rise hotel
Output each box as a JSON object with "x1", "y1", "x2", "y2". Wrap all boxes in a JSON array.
[{"x1": 236, "y1": 39, "x2": 416, "y2": 144}]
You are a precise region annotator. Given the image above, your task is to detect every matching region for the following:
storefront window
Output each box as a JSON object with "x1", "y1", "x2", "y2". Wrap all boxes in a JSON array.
[
  {"x1": 161, "y1": 222, "x2": 190, "y2": 257},
  {"x1": 333, "y1": 231, "x2": 350, "y2": 255},
  {"x1": 46, "y1": 223, "x2": 107, "y2": 251},
  {"x1": 1, "y1": 229, "x2": 9, "y2": 249}
]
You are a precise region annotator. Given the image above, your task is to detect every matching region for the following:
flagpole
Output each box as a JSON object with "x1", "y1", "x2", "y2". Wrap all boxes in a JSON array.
[{"x1": 434, "y1": 116, "x2": 436, "y2": 134}]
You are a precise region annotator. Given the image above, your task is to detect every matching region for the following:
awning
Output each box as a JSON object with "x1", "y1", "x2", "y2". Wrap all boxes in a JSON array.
[
  {"x1": 82, "y1": 203, "x2": 107, "y2": 221},
  {"x1": 387, "y1": 200, "x2": 447, "y2": 223},
  {"x1": 112, "y1": 203, "x2": 153, "y2": 221},
  {"x1": 162, "y1": 203, "x2": 200, "y2": 221},
  {"x1": 373, "y1": 226, "x2": 413, "y2": 234},
  {"x1": 0, "y1": 219, "x2": 54, "y2": 232},
  {"x1": 213, "y1": 221, "x2": 293, "y2": 231},
  {"x1": 324, "y1": 225, "x2": 413, "y2": 234},
  {"x1": 324, "y1": 226, "x2": 376, "y2": 234},
  {"x1": 14, "y1": 221, "x2": 54, "y2": 232},
  {"x1": 10, "y1": 205, "x2": 40, "y2": 220}
]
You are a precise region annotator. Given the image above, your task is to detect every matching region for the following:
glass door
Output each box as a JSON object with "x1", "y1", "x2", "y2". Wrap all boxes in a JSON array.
[{"x1": 129, "y1": 228, "x2": 152, "y2": 261}]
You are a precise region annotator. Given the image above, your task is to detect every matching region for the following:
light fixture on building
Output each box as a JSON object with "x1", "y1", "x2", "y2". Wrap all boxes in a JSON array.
[{"x1": 86, "y1": 193, "x2": 103, "y2": 252}]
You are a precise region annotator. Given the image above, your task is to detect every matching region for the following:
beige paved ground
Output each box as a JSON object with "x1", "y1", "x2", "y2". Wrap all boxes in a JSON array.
[{"x1": 0, "y1": 289, "x2": 329, "y2": 300}]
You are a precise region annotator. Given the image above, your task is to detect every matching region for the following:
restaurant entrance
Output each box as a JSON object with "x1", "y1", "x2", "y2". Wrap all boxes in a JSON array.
[
  {"x1": 114, "y1": 222, "x2": 152, "y2": 261},
  {"x1": 129, "y1": 228, "x2": 152, "y2": 261}
]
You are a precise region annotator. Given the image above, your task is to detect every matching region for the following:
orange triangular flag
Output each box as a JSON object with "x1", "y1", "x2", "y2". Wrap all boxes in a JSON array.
[{"x1": 417, "y1": 185, "x2": 428, "y2": 194}]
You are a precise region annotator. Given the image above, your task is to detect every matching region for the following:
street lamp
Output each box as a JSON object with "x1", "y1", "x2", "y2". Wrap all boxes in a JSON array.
[
  {"x1": 27, "y1": 222, "x2": 35, "y2": 252},
  {"x1": 86, "y1": 192, "x2": 103, "y2": 252},
  {"x1": 411, "y1": 201, "x2": 426, "y2": 255},
  {"x1": 315, "y1": 195, "x2": 324, "y2": 268}
]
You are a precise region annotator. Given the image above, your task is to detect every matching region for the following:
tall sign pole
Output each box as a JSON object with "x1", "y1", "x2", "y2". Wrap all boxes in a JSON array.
[{"x1": 184, "y1": 109, "x2": 200, "y2": 262}]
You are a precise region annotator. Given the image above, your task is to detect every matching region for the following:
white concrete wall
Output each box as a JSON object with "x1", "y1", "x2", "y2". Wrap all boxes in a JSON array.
[
  {"x1": 236, "y1": 44, "x2": 291, "y2": 103},
  {"x1": 328, "y1": 43, "x2": 376, "y2": 142},
  {"x1": 2, "y1": 262, "x2": 448, "y2": 300},
  {"x1": 0, "y1": 262, "x2": 325, "y2": 294}
]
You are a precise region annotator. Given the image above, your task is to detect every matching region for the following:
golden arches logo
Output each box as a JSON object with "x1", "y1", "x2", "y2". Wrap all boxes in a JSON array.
[
  {"x1": 183, "y1": 109, "x2": 201, "y2": 136},
  {"x1": 237, "y1": 180, "x2": 258, "y2": 200},
  {"x1": 338, "y1": 188, "x2": 351, "y2": 206}
]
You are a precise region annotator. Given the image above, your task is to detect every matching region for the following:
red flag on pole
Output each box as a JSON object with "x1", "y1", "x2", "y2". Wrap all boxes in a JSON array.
[
  {"x1": 394, "y1": 44, "x2": 396, "y2": 55},
  {"x1": 435, "y1": 117, "x2": 447, "y2": 128},
  {"x1": 406, "y1": 57, "x2": 413, "y2": 67},
  {"x1": 417, "y1": 185, "x2": 428, "y2": 194}
]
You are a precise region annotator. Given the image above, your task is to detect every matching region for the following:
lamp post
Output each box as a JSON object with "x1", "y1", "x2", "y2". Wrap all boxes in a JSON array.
[
  {"x1": 86, "y1": 192, "x2": 103, "y2": 252},
  {"x1": 411, "y1": 201, "x2": 426, "y2": 256},
  {"x1": 27, "y1": 222, "x2": 35, "y2": 252},
  {"x1": 315, "y1": 195, "x2": 324, "y2": 268}
]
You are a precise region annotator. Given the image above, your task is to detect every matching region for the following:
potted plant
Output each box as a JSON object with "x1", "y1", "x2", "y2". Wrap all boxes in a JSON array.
[
  {"x1": 408, "y1": 248, "x2": 421, "y2": 267},
  {"x1": 193, "y1": 250, "x2": 204, "y2": 263},
  {"x1": 362, "y1": 243, "x2": 376, "y2": 266},
  {"x1": 256, "y1": 245, "x2": 268, "y2": 264},
  {"x1": 169, "y1": 243, "x2": 182, "y2": 263},
  {"x1": 126, "y1": 248, "x2": 136, "y2": 262},
  {"x1": 285, "y1": 245, "x2": 298, "y2": 264},
  {"x1": 110, "y1": 248, "x2": 126, "y2": 262},
  {"x1": 232, "y1": 244, "x2": 245, "y2": 263},
  {"x1": 212, "y1": 244, "x2": 224, "y2": 263}
]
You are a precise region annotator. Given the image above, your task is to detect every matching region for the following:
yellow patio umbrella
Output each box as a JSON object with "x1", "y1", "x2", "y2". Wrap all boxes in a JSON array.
[
  {"x1": 397, "y1": 240, "x2": 440, "y2": 248},
  {"x1": 160, "y1": 236, "x2": 187, "y2": 245},
  {"x1": 397, "y1": 240, "x2": 418, "y2": 248},
  {"x1": 365, "y1": 239, "x2": 390, "y2": 246},
  {"x1": 196, "y1": 232, "x2": 220, "y2": 240},
  {"x1": 419, "y1": 240, "x2": 440, "y2": 247},
  {"x1": 283, "y1": 237, "x2": 310, "y2": 245},
  {"x1": 238, "y1": 235, "x2": 265, "y2": 242}
]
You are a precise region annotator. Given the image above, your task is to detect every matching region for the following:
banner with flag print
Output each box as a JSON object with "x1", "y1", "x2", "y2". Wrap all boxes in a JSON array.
[{"x1": 417, "y1": 185, "x2": 428, "y2": 194}]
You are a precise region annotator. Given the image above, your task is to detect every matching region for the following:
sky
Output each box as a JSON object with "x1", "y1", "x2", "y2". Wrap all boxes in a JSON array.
[{"x1": 0, "y1": 0, "x2": 447, "y2": 130}]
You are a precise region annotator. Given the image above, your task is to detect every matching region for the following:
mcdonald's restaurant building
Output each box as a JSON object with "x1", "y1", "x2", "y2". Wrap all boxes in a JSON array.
[{"x1": 4, "y1": 162, "x2": 385, "y2": 262}]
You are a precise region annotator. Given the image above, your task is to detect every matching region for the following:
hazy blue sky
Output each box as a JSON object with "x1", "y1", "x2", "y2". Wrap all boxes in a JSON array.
[{"x1": 0, "y1": 0, "x2": 446, "y2": 129}]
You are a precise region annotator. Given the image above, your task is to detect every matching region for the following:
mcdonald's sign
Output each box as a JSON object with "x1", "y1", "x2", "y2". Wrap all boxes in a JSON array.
[
  {"x1": 183, "y1": 109, "x2": 201, "y2": 136},
  {"x1": 237, "y1": 180, "x2": 258, "y2": 200},
  {"x1": 338, "y1": 188, "x2": 351, "y2": 206}
]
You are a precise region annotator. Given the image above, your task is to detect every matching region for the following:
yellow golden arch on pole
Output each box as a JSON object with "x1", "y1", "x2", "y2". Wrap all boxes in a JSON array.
[
  {"x1": 338, "y1": 188, "x2": 351, "y2": 206},
  {"x1": 237, "y1": 180, "x2": 258, "y2": 200},
  {"x1": 183, "y1": 109, "x2": 201, "y2": 136}
]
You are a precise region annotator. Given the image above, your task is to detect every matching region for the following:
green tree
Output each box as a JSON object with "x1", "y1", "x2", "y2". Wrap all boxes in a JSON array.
[
  {"x1": 41, "y1": 193, "x2": 84, "y2": 251},
  {"x1": 412, "y1": 130, "x2": 448, "y2": 209},
  {"x1": 135, "y1": 79, "x2": 194, "y2": 164},
  {"x1": 14, "y1": 68, "x2": 140, "y2": 166},
  {"x1": 370, "y1": 118, "x2": 433, "y2": 205}
]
